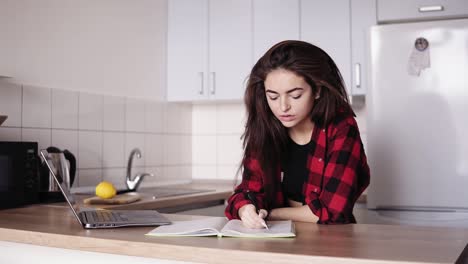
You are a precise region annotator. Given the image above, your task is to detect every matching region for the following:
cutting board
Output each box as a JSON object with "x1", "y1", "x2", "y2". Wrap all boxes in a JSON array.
[{"x1": 83, "y1": 192, "x2": 141, "y2": 205}]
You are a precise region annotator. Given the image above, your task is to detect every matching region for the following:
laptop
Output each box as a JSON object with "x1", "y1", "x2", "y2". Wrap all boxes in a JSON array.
[{"x1": 40, "y1": 150, "x2": 171, "y2": 229}]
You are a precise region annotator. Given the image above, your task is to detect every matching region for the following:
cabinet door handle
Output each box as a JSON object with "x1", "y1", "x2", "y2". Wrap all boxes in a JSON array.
[
  {"x1": 210, "y1": 72, "x2": 216, "y2": 95},
  {"x1": 199, "y1": 72, "x2": 204, "y2": 95},
  {"x1": 354, "y1": 63, "x2": 361, "y2": 89},
  {"x1": 418, "y1": 5, "x2": 444, "y2": 12}
]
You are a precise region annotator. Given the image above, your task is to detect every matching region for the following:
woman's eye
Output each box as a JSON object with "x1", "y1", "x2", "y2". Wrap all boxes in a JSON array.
[
  {"x1": 291, "y1": 94, "x2": 302, "y2": 99},
  {"x1": 268, "y1": 96, "x2": 279, "y2": 101}
]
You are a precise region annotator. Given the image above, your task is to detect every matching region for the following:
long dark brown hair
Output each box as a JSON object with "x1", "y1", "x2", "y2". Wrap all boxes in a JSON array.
[{"x1": 241, "y1": 40, "x2": 353, "y2": 203}]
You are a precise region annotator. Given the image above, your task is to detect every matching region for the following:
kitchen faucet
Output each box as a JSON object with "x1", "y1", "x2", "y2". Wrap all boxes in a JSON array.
[{"x1": 126, "y1": 148, "x2": 153, "y2": 191}]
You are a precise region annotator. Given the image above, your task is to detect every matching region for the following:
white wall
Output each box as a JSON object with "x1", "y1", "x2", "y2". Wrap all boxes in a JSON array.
[
  {"x1": 0, "y1": 0, "x2": 167, "y2": 99},
  {"x1": 0, "y1": 0, "x2": 196, "y2": 189}
]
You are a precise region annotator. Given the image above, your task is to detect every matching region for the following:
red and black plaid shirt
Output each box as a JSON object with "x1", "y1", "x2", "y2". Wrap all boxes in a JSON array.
[{"x1": 225, "y1": 114, "x2": 370, "y2": 224}]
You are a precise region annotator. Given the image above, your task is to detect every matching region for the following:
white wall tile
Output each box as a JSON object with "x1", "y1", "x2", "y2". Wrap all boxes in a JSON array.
[
  {"x1": 192, "y1": 104, "x2": 217, "y2": 135},
  {"x1": 165, "y1": 103, "x2": 192, "y2": 134},
  {"x1": 125, "y1": 98, "x2": 145, "y2": 132},
  {"x1": 51, "y1": 129, "x2": 78, "y2": 160},
  {"x1": 217, "y1": 135, "x2": 243, "y2": 165},
  {"x1": 103, "y1": 96, "x2": 125, "y2": 131},
  {"x1": 142, "y1": 166, "x2": 163, "y2": 186},
  {"x1": 179, "y1": 104, "x2": 192, "y2": 134},
  {"x1": 162, "y1": 166, "x2": 191, "y2": 183},
  {"x1": 145, "y1": 101, "x2": 164, "y2": 133},
  {"x1": 145, "y1": 134, "x2": 164, "y2": 166},
  {"x1": 22, "y1": 128, "x2": 51, "y2": 151},
  {"x1": 0, "y1": 127, "x2": 21, "y2": 141},
  {"x1": 192, "y1": 166, "x2": 217, "y2": 180},
  {"x1": 78, "y1": 169, "x2": 102, "y2": 187},
  {"x1": 128, "y1": 166, "x2": 148, "y2": 179},
  {"x1": 79, "y1": 92, "x2": 103, "y2": 130},
  {"x1": 78, "y1": 131, "x2": 102, "y2": 169},
  {"x1": 163, "y1": 135, "x2": 180, "y2": 165},
  {"x1": 0, "y1": 81, "x2": 22, "y2": 127},
  {"x1": 22, "y1": 85, "x2": 51, "y2": 128},
  {"x1": 216, "y1": 103, "x2": 245, "y2": 134},
  {"x1": 165, "y1": 104, "x2": 179, "y2": 134},
  {"x1": 51, "y1": 89, "x2": 78, "y2": 129},
  {"x1": 102, "y1": 132, "x2": 125, "y2": 168},
  {"x1": 192, "y1": 135, "x2": 217, "y2": 165},
  {"x1": 217, "y1": 165, "x2": 240, "y2": 180},
  {"x1": 102, "y1": 168, "x2": 126, "y2": 189},
  {"x1": 125, "y1": 133, "x2": 146, "y2": 167},
  {"x1": 181, "y1": 135, "x2": 192, "y2": 165}
]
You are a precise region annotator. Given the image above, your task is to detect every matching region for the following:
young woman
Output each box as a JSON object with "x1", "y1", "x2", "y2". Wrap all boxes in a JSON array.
[{"x1": 225, "y1": 40, "x2": 370, "y2": 227}]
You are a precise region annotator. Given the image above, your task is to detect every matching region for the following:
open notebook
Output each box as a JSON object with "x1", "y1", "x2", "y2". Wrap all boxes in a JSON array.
[{"x1": 146, "y1": 217, "x2": 295, "y2": 238}]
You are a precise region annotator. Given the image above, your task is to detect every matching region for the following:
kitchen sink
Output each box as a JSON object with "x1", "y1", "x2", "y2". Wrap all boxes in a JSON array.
[{"x1": 139, "y1": 187, "x2": 214, "y2": 199}]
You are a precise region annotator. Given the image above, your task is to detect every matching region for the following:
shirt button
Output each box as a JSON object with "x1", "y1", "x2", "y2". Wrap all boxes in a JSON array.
[
  {"x1": 322, "y1": 129, "x2": 325, "y2": 133},
  {"x1": 314, "y1": 188, "x2": 318, "y2": 192},
  {"x1": 318, "y1": 158, "x2": 322, "y2": 162}
]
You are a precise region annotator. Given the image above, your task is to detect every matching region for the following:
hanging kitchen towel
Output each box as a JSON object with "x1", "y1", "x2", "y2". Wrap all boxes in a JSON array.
[{"x1": 408, "y1": 37, "x2": 430, "y2": 76}]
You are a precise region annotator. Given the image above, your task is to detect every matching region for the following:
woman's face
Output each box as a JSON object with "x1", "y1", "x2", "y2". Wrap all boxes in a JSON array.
[{"x1": 264, "y1": 68, "x2": 316, "y2": 129}]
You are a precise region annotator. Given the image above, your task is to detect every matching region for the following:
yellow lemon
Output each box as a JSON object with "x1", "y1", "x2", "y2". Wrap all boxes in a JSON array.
[{"x1": 95, "y1": 181, "x2": 117, "y2": 199}]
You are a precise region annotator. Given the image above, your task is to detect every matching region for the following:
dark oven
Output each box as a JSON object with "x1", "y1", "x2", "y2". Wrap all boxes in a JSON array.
[{"x1": 0, "y1": 142, "x2": 39, "y2": 209}]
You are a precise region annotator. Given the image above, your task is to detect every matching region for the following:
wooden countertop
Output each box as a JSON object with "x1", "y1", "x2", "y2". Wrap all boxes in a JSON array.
[{"x1": 1, "y1": 202, "x2": 468, "y2": 263}]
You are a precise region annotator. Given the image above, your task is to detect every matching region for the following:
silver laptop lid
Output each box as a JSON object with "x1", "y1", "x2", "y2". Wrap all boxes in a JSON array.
[{"x1": 40, "y1": 149, "x2": 84, "y2": 226}]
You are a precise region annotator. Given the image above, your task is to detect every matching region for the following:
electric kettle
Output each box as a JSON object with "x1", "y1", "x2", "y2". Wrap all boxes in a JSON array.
[{"x1": 39, "y1": 146, "x2": 76, "y2": 202}]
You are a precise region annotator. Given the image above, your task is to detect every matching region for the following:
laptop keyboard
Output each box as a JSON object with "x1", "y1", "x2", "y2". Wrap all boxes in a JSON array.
[{"x1": 89, "y1": 211, "x2": 127, "y2": 223}]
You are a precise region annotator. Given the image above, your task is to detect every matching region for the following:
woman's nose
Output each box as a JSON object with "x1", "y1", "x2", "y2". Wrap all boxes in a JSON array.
[{"x1": 280, "y1": 97, "x2": 290, "y2": 112}]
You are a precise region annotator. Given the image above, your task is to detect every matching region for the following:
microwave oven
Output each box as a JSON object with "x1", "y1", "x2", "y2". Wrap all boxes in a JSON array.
[{"x1": 0, "y1": 141, "x2": 40, "y2": 209}]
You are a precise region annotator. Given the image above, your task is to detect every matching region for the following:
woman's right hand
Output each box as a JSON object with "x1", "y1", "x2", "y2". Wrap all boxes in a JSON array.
[{"x1": 238, "y1": 204, "x2": 268, "y2": 229}]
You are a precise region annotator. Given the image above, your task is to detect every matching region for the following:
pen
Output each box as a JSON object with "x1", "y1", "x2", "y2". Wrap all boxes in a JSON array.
[{"x1": 245, "y1": 192, "x2": 269, "y2": 230}]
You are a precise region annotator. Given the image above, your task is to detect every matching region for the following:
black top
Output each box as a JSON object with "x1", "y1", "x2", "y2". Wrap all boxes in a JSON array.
[{"x1": 282, "y1": 137, "x2": 312, "y2": 204}]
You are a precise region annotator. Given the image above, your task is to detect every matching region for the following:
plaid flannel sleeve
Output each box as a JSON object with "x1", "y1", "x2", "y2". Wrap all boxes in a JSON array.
[
  {"x1": 306, "y1": 117, "x2": 370, "y2": 224},
  {"x1": 224, "y1": 157, "x2": 267, "y2": 220}
]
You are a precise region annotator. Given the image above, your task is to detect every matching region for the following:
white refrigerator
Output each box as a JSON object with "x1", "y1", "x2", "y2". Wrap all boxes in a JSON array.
[{"x1": 367, "y1": 18, "x2": 468, "y2": 214}]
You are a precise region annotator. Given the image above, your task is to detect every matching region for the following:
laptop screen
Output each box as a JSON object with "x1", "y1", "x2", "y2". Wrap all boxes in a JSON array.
[{"x1": 40, "y1": 150, "x2": 83, "y2": 225}]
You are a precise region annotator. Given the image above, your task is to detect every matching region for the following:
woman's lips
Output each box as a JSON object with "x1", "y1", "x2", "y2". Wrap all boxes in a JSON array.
[{"x1": 279, "y1": 115, "x2": 295, "y2": 122}]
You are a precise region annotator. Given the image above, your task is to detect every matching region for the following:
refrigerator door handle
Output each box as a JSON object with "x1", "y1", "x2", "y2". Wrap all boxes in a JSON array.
[
  {"x1": 355, "y1": 63, "x2": 361, "y2": 89},
  {"x1": 418, "y1": 5, "x2": 444, "y2": 13}
]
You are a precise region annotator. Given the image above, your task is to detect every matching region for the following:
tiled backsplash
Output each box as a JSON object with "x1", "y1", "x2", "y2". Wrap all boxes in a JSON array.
[
  {"x1": 192, "y1": 103, "x2": 245, "y2": 182},
  {"x1": 0, "y1": 80, "x2": 192, "y2": 189},
  {"x1": 0, "y1": 79, "x2": 368, "y2": 188},
  {"x1": 191, "y1": 101, "x2": 368, "y2": 183}
]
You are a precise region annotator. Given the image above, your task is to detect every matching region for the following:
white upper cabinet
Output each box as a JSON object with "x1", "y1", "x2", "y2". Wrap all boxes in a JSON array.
[
  {"x1": 351, "y1": 0, "x2": 377, "y2": 96},
  {"x1": 377, "y1": 0, "x2": 468, "y2": 23},
  {"x1": 253, "y1": 0, "x2": 300, "y2": 61},
  {"x1": 167, "y1": 0, "x2": 207, "y2": 101},
  {"x1": 300, "y1": 0, "x2": 352, "y2": 94},
  {"x1": 168, "y1": 0, "x2": 378, "y2": 101},
  {"x1": 209, "y1": 0, "x2": 252, "y2": 100},
  {"x1": 167, "y1": 0, "x2": 252, "y2": 102}
]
